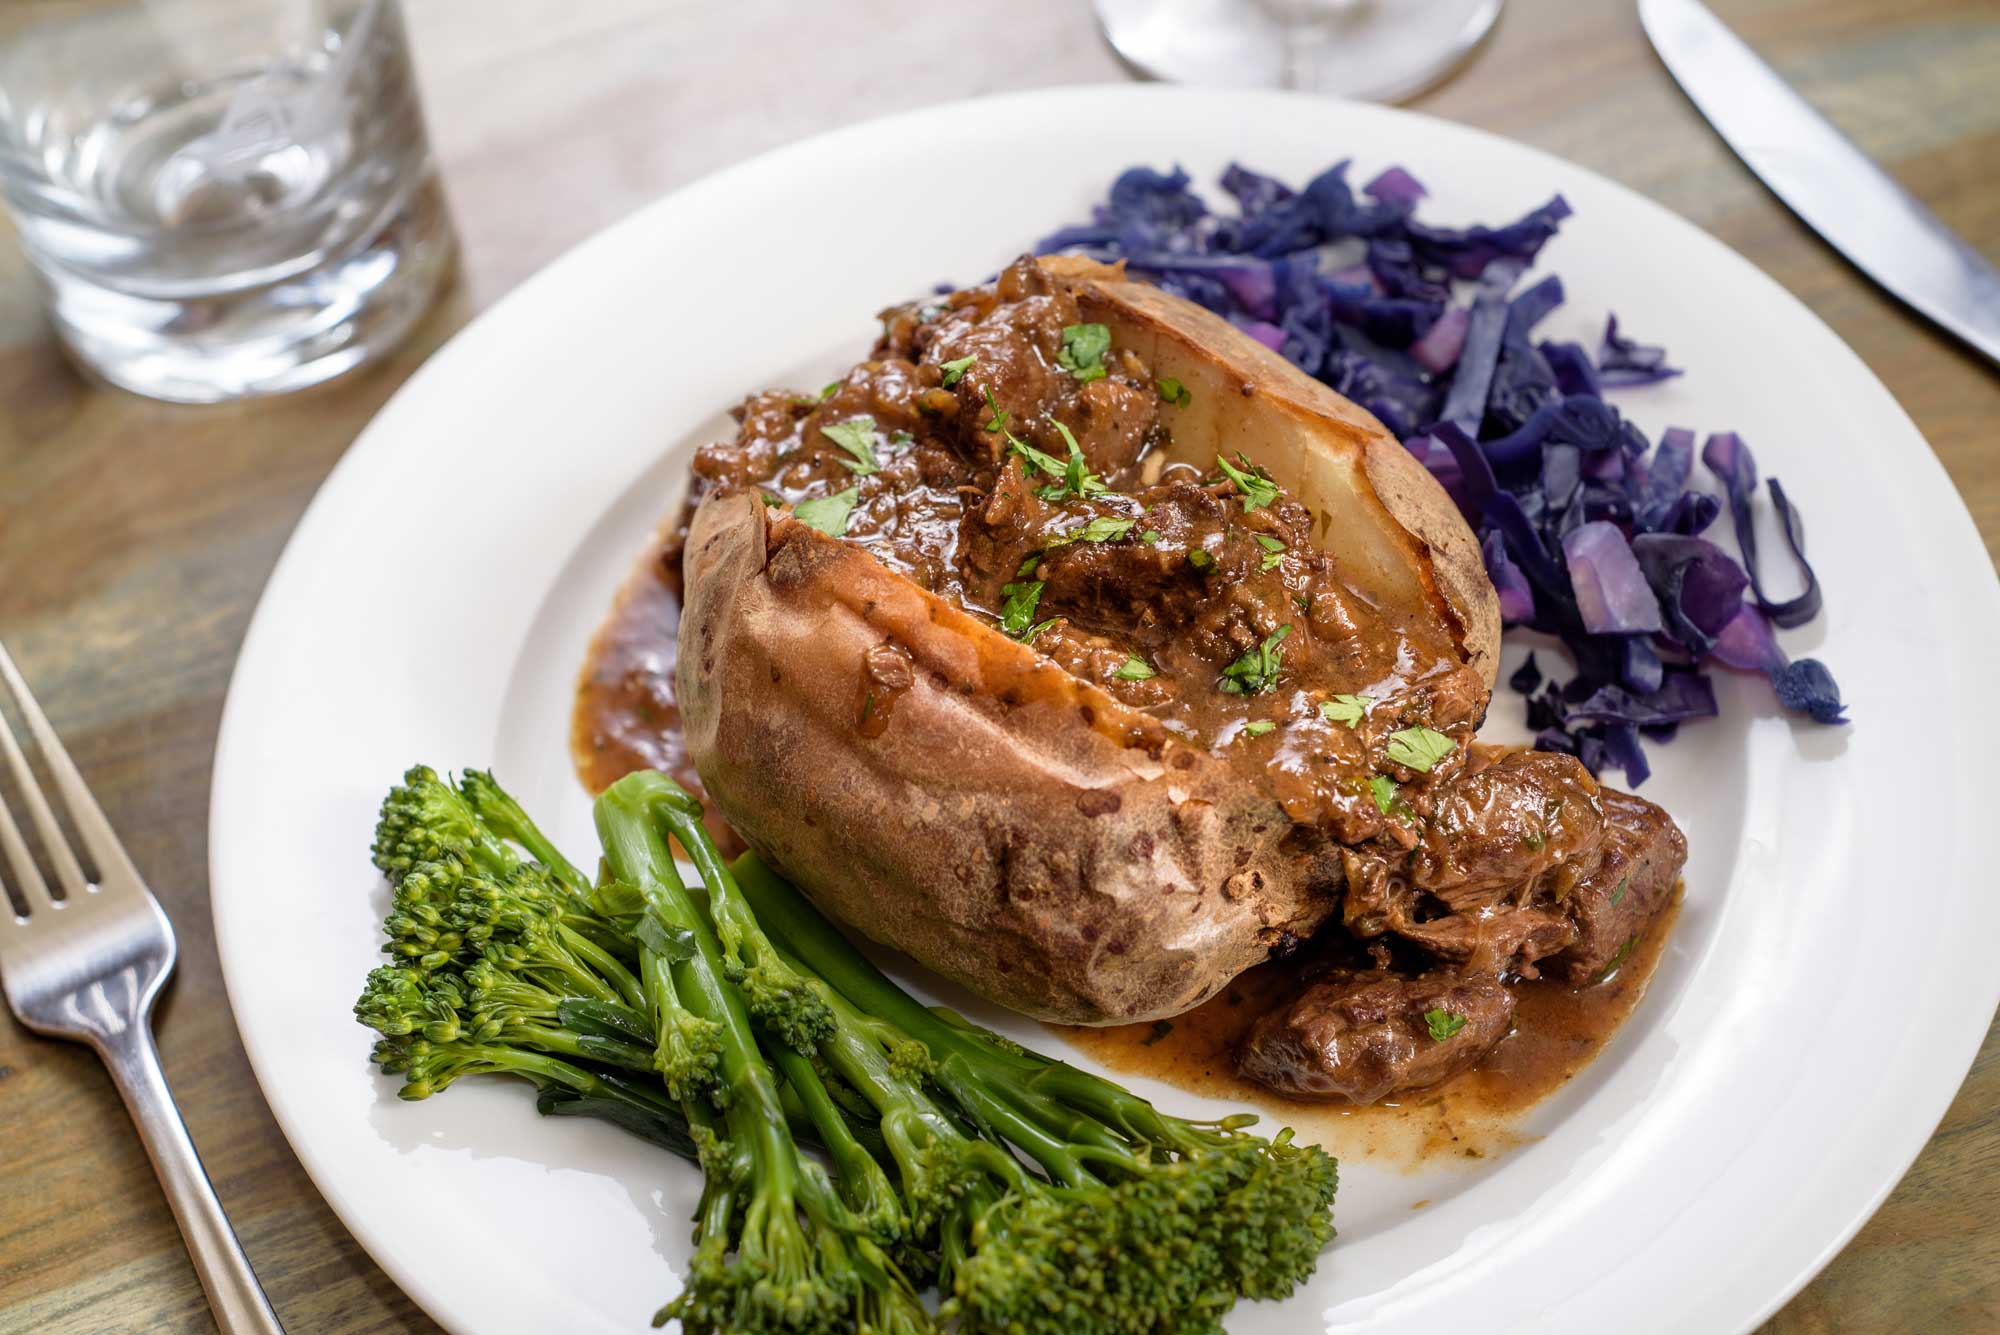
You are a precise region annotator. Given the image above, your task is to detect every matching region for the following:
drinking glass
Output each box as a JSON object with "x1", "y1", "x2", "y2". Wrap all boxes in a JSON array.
[
  {"x1": 0, "y1": 0, "x2": 457, "y2": 402},
  {"x1": 1097, "y1": 0, "x2": 1504, "y2": 102}
]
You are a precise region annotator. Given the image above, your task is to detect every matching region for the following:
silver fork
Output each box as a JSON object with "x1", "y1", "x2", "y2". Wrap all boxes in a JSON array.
[{"x1": 0, "y1": 641, "x2": 285, "y2": 1335}]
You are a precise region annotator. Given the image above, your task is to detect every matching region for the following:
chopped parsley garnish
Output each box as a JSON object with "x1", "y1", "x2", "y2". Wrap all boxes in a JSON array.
[
  {"x1": 1242, "y1": 719, "x2": 1277, "y2": 739},
  {"x1": 1294, "y1": 593, "x2": 1312, "y2": 614},
  {"x1": 1218, "y1": 624, "x2": 1291, "y2": 695},
  {"x1": 821, "y1": 416, "x2": 881, "y2": 474},
  {"x1": 758, "y1": 491, "x2": 783, "y2": 508},
  {"x1": 1255, "y1": 532, "x2": 1286, "y2": 572},
  {"x1": 888, "y1": 429, "x2": 913, "y2": 447},
  {"x1": 1140, "y1": 530, "x2": 1161, "y2": 545},
  {"x1": 819, "y1": 381, "x2": 839, "y2": 400},
  {"x1": 1384, "y1": 726, "x2": 1456, "y2": 773},
  {"x1": 793, "y1": 487, "x2": 859, "y2": 538},
  {"x1": 1157, "y1": 375, "x2": 1191, "y2": 407},
  {"x1": 1057, "y1": 323, "x2": 1111, "y2": 381},
  {"x1": 1021, "y1": 618, "x2": 1057, "y2": 644},
  {"x1": 1113, "y1": 655, "x2": 1155, "y2": 681},
  {"x1": 983, "y1": 386, "x2": 1011, "y2": 433},
  {"x1": 1368, "y1": 774, "x2": 1398, "y2": 814},
  {"x1": 998, "y1": 581, "x2": 1045, "y2": 638},
  {"x1": 1608, "y1": 877, "x2": 1629, "y2": 907},
  {"x1": 1049, "y1": 515, "x2": 1135, "y2": 546},
  {"x1": 1423, "y1": 1008, "x2": 1468, "y2": 1042},
  {"x1": 1216, "y1": 452, "x2": 1280, "y2": 512},
  {"x1": 939, "y1": 354, "x2": 977, "y2": 387},
  {"x1": 1015, "y1": 553, "x2": 1042, "y2": 577},
  {"x1": 1009, "y1": 434, "x2": 1067, "y2": 480},
  {"x1": 1319, "y1": 694, "x2": 1372, "y2": 728},
  {"x1": 1188, "y1": 549, "x2": 1217, "y2": 573},
  {"x1": 1524, "y1": 832, "x2": 1546, "y2": 852},
  {"x1": 1036, "y1": 420, "x2": 1108, "y2": 501}
]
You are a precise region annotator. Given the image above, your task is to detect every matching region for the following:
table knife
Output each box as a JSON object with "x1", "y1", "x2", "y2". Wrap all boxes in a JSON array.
[{"x1": 1639, "y1": 0, "x2": 2000, "y2": 368}]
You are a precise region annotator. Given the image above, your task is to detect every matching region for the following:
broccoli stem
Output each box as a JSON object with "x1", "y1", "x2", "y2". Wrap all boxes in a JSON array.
[
  {"x1": 730, "y1": 852, "x2": 1128, "y2": 1181},
  {"x1": 458, "y1": 769, "x2": 591, "y2": 893},
  {"x1": 597, "y1": 773, "x2": 832, "y2": 1322}
]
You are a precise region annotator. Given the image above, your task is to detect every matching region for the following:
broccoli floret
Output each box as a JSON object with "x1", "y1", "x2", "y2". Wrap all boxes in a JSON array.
[{"x1": 372, "y1": 765, "x2": 519, "y2": 884}]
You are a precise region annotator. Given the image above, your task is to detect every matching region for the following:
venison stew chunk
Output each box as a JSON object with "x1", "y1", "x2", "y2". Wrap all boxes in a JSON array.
[{"x1": 578, "y1": 255, "x2": 1686, "y2": 1101}]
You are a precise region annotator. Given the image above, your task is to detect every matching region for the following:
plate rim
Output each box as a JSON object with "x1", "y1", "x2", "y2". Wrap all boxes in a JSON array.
[{"x1": 208, "y1": 82, "x2": 2000, "y2": 1335}]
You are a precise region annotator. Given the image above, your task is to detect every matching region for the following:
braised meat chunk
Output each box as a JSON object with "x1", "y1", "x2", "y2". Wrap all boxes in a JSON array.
[
  {"x1": 1551, "y1": 790, "x2": 1687, "y2": 984},
  {"x1": 1238, "y1": 972, "x2": 1516, "y2": 1105}
]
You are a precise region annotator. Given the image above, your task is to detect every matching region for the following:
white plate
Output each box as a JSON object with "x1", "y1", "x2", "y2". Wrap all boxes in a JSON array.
[{"x1": 210, "y1": 86, "x2": 2000, "y2": 1335}]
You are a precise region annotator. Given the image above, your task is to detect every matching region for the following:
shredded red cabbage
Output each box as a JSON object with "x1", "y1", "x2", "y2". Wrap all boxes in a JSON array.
[{"x1": 1037, "y1": 162, "x2": 1847, "y2": 784}]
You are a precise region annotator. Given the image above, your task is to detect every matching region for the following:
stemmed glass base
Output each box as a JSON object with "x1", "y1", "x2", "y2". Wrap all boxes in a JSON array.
[{"x1": 1096, "y1": 0, "x2": 1504, "y2": 102}]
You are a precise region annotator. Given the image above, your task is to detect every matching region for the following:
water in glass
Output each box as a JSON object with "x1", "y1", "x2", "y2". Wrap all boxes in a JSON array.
[{"x1": 0, "y1": 0, "x2": 456, "y2": 402}]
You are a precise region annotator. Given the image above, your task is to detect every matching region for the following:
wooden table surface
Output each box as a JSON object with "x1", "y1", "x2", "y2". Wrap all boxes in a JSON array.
[{"x1": 2, "y1": 1, "x2": 1995, "y2": 1330}]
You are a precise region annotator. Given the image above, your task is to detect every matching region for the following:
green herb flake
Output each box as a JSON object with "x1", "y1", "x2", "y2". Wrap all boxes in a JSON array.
[
  {"x1": 821, "y1": 416, "x2": 881, "y2": 475},
  {"x1": 983, "y1": 386, "x2": 1011, "y2": 434},
  {"x1": 1608, "y1": 877, "x2": 1629, "y2": 907},
  {"x1": 1242, "y1": 719, "x2": 1277, "y2": 739},
  {"x1": 1592, "y1": 936, "x2": 1638, "y2": 984},
  {"x1": 1015, "y1": 553, "x2": 1042, "y2": 577},
  {"x1": 1048, "y1": 419, "x2": 1108, "y2": 500},
  {"x1": 1319, "y1": 693, "x2": 1372, "y2": 728},
  {"x1": 1021, "y1": 618, "x2": 1057, "y2": 644},
  {"x1": 1009, "y1": 434, "x2": 1067, "y2": 480},
  {"x1": 1049, "y1": 515, "x2": 1135, "y2": 547},
  {"x1": 1524, "y1": 832, "x2": 1546, "y2": 852},
  {"x1": 1113, "y1": 655, "x2": 1156, "y2": 682},
  {"x1": 1218, "y1": 624, "x2": 1292, "y2": 695},
  {"x1": 1294, "y1": 593, "x2": 1312, "y2": 614},
  {"x1": 819, "y1": 381, "x2": 839, "y2": 400},
  {"x1": 793, "y1": 487, "x2": 859, "y2": 538},
  {"x1": 1188, "y1": 549, "x2": 1217, "y2": 573},
  {"x1": 1424, "y1": 1008, "x2": 1468, "y2": 1042},
  {"x1": 1140, "y1": 530, "x2": 1162, "y2": 545},
  {"x1": 758, "y1": 491, "x2": 784, "y2": 508},
  {"x1": 1255, "y1": 534, "x2": 1286, "y2": 552},
  {"x1": 1255, "y1": 534, "x2": 1287, "y2": 572},
  {"x1": 998, "y1": 581, "x2": 1045, "y2": 638},
  {"x1": 1384, "y1": 726, "x2": 1457, "y2": 773},
  {"x1": 939, "y1": 354, "x2": 977, "y2": 387},
  {"x1": 1156, "y1": 375, "x2": 1192, "y2": 407},
  {"x1": 1057, "y1": 323, "x2": 1112, "y2": 382},
  {"x1": 1216, "y1": 452, "x2": 1281, "y2": 512},
  {"x1": 1369, "y1": 774, "x2": 1398, "y2": 814}
]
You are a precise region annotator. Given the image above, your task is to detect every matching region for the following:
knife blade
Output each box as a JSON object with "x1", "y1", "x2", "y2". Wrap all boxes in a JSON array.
[{"x1": 1639, "y1": 0, "x2": 2000, "y2": 367}]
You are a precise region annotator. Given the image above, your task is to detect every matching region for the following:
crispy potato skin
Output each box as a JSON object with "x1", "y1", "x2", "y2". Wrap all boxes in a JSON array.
[
  {"x1": 678, "y1": 266, "x2": 1497, "y2": 1024},
  {"x1": 678, "y1": 496, "x2": 1342, "y2": 1024}
]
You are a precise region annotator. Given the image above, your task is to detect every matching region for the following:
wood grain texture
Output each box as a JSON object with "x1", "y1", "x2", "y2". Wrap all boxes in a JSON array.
[{"x1": 0, "y1": 1, "x2": 1994, "y2": 1331}]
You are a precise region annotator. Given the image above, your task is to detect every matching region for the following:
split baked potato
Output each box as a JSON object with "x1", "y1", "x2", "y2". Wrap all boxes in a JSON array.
[{"x1": 674, "y1": 257, "x2": 1497, "y2": 1024}]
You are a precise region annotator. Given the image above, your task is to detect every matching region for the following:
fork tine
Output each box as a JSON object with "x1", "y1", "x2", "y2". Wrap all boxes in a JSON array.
[
  {"x1": 0, "y1": 673, "x2": 90, "y2": 899},
  {"x1": 0, "y1": 640, "x2": 133, "y2": 893},
  {"x1": 0, "y1": 774, "x2": 56, "y2": 915}
]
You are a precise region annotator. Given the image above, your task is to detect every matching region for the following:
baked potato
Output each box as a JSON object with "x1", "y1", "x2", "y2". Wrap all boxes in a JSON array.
[{"x1": 673, "y1": 257, "x2": 1498, "y2": 1024}]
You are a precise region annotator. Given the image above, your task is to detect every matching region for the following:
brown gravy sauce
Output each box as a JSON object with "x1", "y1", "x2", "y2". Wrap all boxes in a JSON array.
[
  {"x1": 570, "y1": 527, "x2": 745, "y2": 856},
  {"x1": 573, "y1": 532, "x2": 1683, "y2": 1170},
  {"x1": 1054, "y1": 890, "x2": 1682, "y2": 1168}
]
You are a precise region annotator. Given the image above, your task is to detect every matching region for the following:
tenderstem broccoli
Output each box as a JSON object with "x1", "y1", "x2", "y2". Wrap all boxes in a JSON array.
[{"x1": 355, "y1": 765, "x2": 1337, "y2": 1334}]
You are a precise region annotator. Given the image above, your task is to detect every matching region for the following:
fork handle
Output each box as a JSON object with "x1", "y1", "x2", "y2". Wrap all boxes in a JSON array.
[{"x1": 98, "y1": 1024, "x2": 287, "y2": 1335}]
